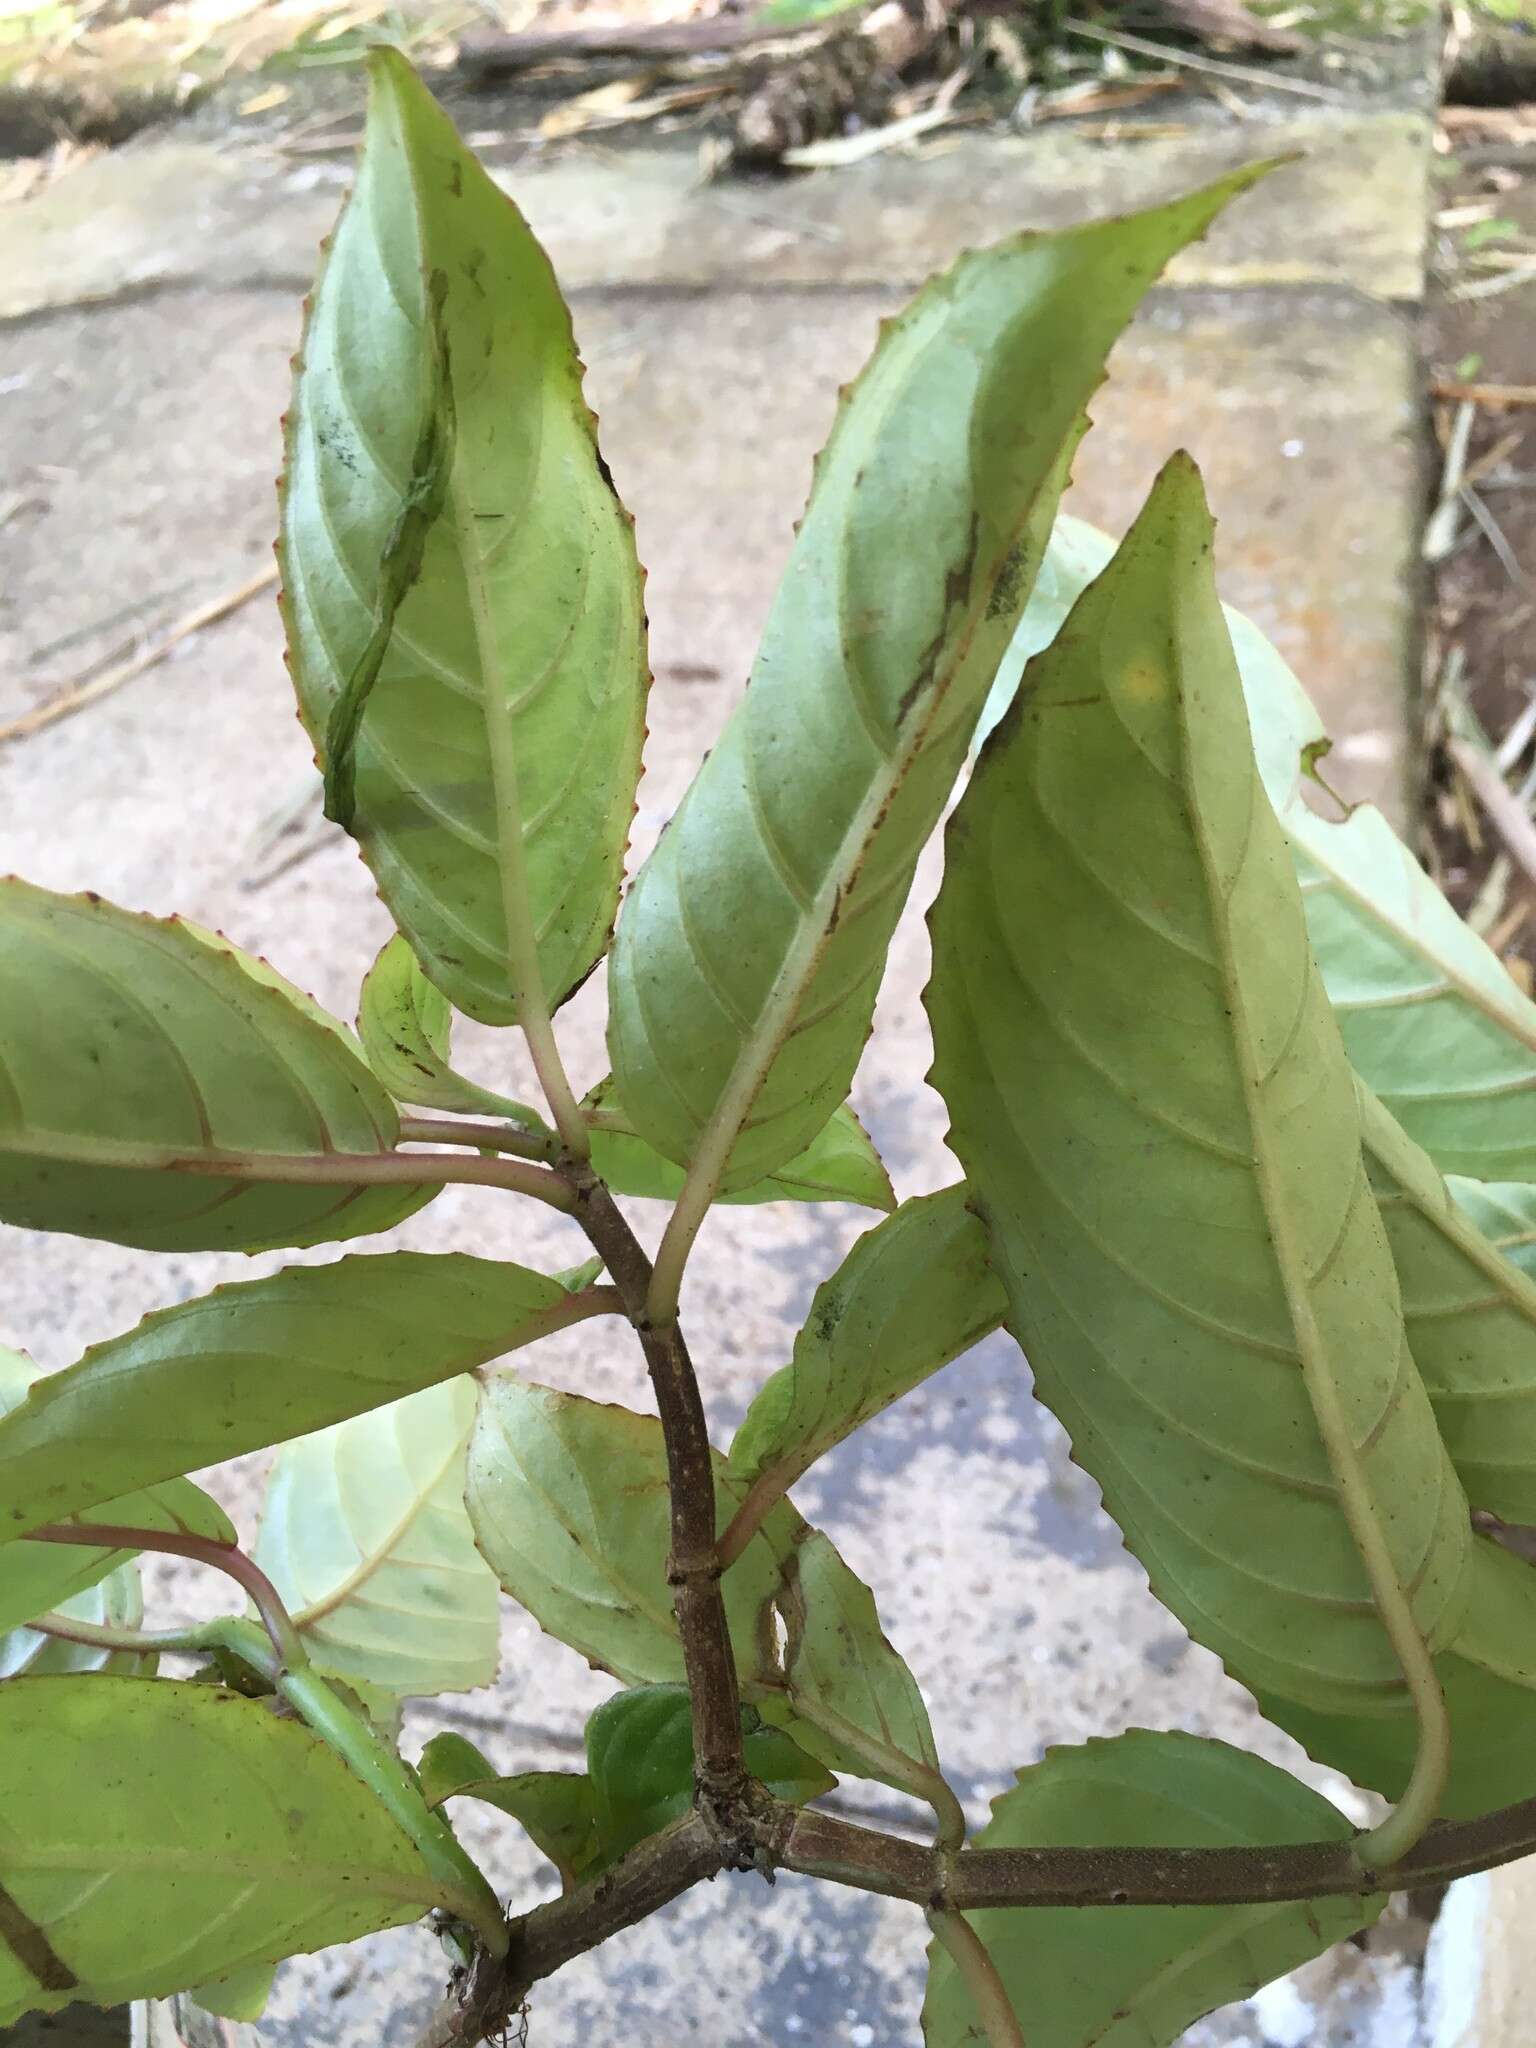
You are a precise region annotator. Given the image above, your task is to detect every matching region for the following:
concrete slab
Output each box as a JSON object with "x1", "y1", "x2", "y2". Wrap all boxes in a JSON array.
[
  {"x1": 0, "y1": 67, "x2": 1435, "y2": 2046},
  {"x1": 1, "y1": 106, "x2": 1435, "y2": 322}
]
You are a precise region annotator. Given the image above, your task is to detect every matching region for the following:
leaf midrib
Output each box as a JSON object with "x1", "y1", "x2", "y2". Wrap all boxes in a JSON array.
[{"x1": 1292, "y1": 813, "x2": 1536, "y2": 1055}]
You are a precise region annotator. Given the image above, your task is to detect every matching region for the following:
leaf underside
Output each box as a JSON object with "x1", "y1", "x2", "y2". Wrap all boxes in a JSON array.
[
  {"x1": 0, "y1": 1350, "x2": 234, "y2": 1635},
  {"x1": 465, "y1": 1380, "x2": 942, "y2": 1798},
  {"x1": 280, "y1": 49, "x2": 648, "y2": 1025},
  {"x1": 728, "y1": 1183, "x2": 1004, "y2": 1512},
  {"x1": 588, "y1": 1083, "x2": 895, "y2": 1210},
  {"x1": 254, "y1": 1378, "x2": 500, "y2": 1699},
  {"x1": 1362, "y1": 1087, "x2": 1536, "y2": 1524},
  {"x1": 608, "y1": 167, "x2": 1271, "y2": 1196},
  {"x1": 0, "y1": 881, "x2": 430, "y2": 1252},
  {"x1": 986, "y1": 513, "x2": 1536, "y2": 1184},
  {"x1": 0, "y1": 1254, "x2": 573, "y2": 1544},
  {"x1": 927, "y1": 458, "x2": 1468, "y2": 1718},
  {"x1": 0, "y1": 1677, "x2": 479, "y2": 2024},
  {"x1": 921, "y1": 1731, "x2": 1377, "y2": 2048}
]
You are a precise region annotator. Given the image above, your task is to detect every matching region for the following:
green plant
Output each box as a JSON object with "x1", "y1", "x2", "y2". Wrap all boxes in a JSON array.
[{"x1": 9, "y1": 48, "x2": 1536, "y2": 2048}]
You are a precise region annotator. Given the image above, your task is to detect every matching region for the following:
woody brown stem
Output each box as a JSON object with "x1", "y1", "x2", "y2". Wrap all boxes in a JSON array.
[{"x1": 566, "y1": 1169, "x2": 748, "y2": 1821}]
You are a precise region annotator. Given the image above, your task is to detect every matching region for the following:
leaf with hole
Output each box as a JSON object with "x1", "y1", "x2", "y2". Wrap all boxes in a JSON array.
[
  {"x1": 727, "y1": 1184, "x2": 1003, "y2": 1525},
  {"x1": 587, "y1": 1083, "x2": 894, "y2": 1210},
  {"x1": 607, "y1": 167, "x2": 1271, "y2": 1199},
  {"x1": 280, "y1": 49, "x2": 648, "y2": 1025},
  {"x1": 927, "y1": 458, "x2": 1469, "y2": 1717},
  {"x1": 0, "y1": 880, "x2": 432, "y2": 1252},
  {"x1": 0, "y1": 1255, "x2": 593, "y2": 1545},
  {"x1": 0, "y1": 1676, "x2": 492, "y2": 2023},
  {"x1": 254, "y1": 1377, "x2": 499, "y2": 1700},
  {"x1": 921, "y1": 1731, "x2": 1377, "y2": 2048}
]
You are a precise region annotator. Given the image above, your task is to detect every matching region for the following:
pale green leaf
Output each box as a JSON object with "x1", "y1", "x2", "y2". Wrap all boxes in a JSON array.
[
  {"x1": 465, "y1": 1380, "x2": 940, "y2": 1799},
  {"x1": 553, "y1": 1253, "x2": 605, "y2": 1293},
  {"x1": 587, "y1": 1083, "x2": 895, "y2": 1210},
  {"x1": 254, "y1": 1378, "x2": 499, "y2": 1699},
  {"x1": 280, "y1": 50, "x2": 647, "y2": 1025},
  {"x1": 0, "y1": 1348, "x2": 235, "y2": 1634},
  {"x1": 187, "y1": 1961, "x2": 276, "y2": 2024},
  {"x1": 0, "y1": 1561, "x2": 154, "y2": 1680},
  {"x1": 143, "y1": 1988, "x2": 262, "y2": 2045},
  {"x1": 1259, "y1": 1537, "x2": 1536, "y2": 1819},
  {"x1": 607, "y1": 167, "x2": 1270, "y2": 1197},
  {"x1": 1362, "y1": 1087, "x2": 1536, "y2": 1522},
  {"x1": 0, "y1": 879, "x2": 432, "y2": 1252},
  {"x1": 927, "y1": 458, "x2": 1469, "y2": 1717},
  {"x1": 464, "y1": 1379, "x2": 787, "y2": 1689},
  {"x1": 0, "y1": 1675, "x2": 489, "y2": 2022},
  {"x1": 766, "y1": 1524, "x2": 944, "y2": 1806},
  {"x1": 419, "y1": 1733, "x2": 601, "y2": 1888},
  {"x1": 357, "y1": 935, "x2": 536, "y2": 1121},
  {"x1": 417, "y1": 1731, "x2": 499, "y2": 1807},
  {"x1": 584, "y1": 1684, "x2": 833, "y2": 1864},
  {"x1": 1451, "y1": 1175, "x2": 1536, "y2": 1281},
  {"x1": 0, "y1": 1255, "x2": 588, "y2": 1544},
  {"x1": 986, "y1": 514, "x2": 1536, "y2": 1183},
  {"x1": 727, "y1": 1184, "x2": 1004, "y2": 1518},
  {"x1": 921, "y1": 1731, "x2": 1377, "y2": 2048}
]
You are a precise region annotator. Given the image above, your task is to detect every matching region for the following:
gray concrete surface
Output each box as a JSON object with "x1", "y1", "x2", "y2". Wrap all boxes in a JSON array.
[{"x1": 0, "y1": 53, "x2": 1436, "y2": 2048}]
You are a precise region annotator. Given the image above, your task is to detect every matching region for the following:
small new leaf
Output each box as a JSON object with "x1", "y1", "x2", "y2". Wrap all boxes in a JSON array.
[
  {"x1": 417, "y1": 1734, "x2": 600, "y2": 1889},
  {"x1": 728, "y1": 1185, "x2": 1003, "y2": 1533},
  {"x1": 358, "y1": 935, "x2": 539, "y2": 1122},
  {"x1": 584, "y1": 1685, "x2": 833, "y2": 1865},
  {"x1": 587, "y1": 1083, "x2": 894, "y2": 1210}
]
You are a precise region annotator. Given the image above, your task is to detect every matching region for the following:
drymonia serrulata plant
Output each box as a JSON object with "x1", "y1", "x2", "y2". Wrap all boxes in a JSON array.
[{"x1": 5, "y1": 49, "x2": 1536, "y2": 2048}]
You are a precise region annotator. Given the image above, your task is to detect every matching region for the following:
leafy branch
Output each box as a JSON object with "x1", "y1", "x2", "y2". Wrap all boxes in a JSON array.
[{"x1": 14, "y1": 43, "x2": 1536, "y2": 2048}]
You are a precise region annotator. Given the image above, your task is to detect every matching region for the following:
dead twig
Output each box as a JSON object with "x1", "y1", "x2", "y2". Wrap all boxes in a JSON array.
[
  {"x1": 1430, "y1": 382, "x2": 1536, "y2": 409},
  {"x1": 456, "y1": 13, "x2": 822, "y2": 80},
  {"x1": 1424, "y1": 400, "x2": 1477, "y2": 564},
  {"x1": 780, "y1": 62, "x2": 966, "y2": 165},
  {"x1": 1061, "y1": 16, "x2": 1352, "y2": 103},
  {"x1": 1449, "y1": 736, "x2": 1536, "y2": 897},
  {"x1": 1153, "y1": 0, "x2": 1301, "y2": 53},
  {"x1": 1, "y1": 563, "x2": 279, "y2": 744},
  {"x1": 1462, "y1": 485, "x2": 1531, "y2": 589}
]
